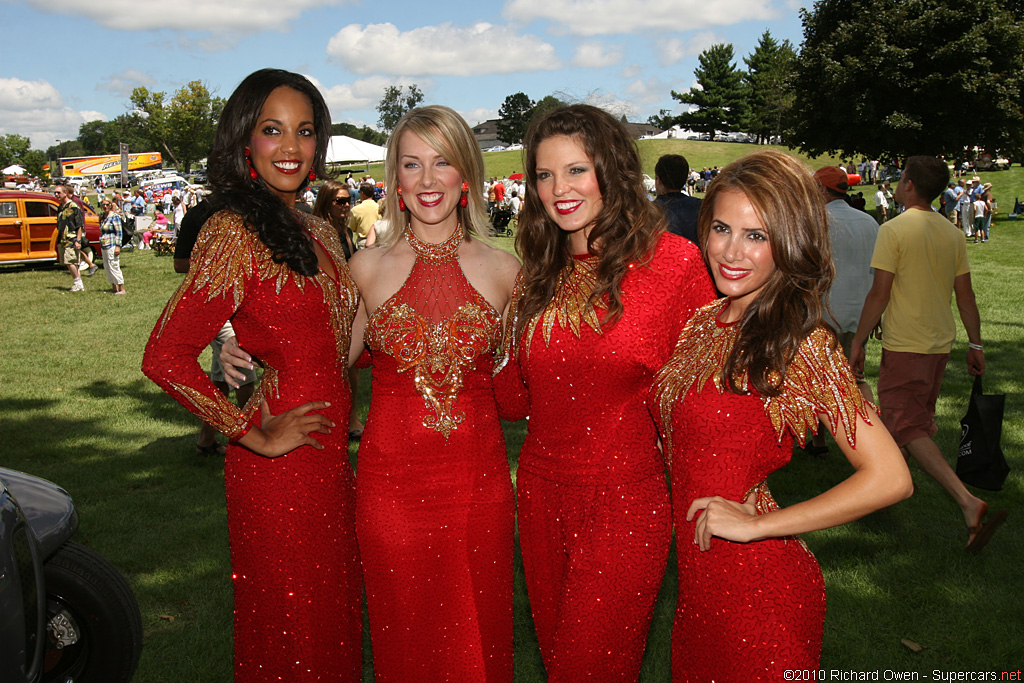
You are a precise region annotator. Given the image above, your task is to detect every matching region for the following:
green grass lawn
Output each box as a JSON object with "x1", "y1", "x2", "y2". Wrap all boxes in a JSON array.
[{"x1": 3, "y1": 167, "x2": 1021, "y2": 681}]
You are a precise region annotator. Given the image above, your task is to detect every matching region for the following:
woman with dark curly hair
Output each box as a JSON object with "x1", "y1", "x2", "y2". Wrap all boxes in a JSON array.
[
  {"x1": 142, "y1": 68, "x2": 362, "y2": 682},
  {"x1": 652, "y1": 150, "x2": 911, "y2": 680},
  {"x1": 493, "y1": 104, "x2": 715, "y2": 680}
]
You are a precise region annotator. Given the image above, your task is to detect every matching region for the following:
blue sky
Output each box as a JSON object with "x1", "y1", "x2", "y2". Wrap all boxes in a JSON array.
[{"x1": 2, "y1": 0, "x2": 810, "y2": 151}]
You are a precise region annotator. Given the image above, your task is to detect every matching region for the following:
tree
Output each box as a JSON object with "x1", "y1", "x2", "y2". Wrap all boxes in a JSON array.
[
  {"x1": 791, "y1": 0, "x2": 1024, "y2": 160},
  {"x1": 530, "y1": 95, "x2": 566, "y2": 127},
  {"x1": 166, "y1": 81, "x2": 224, "y2": 173},
  {"x1": 647, "y1": 109, "x2": 676, "y2": 130},
  {"x1": 672, "y1": 44, "x2": 748, "y2": 140},
  {"x1": 130, "y1": 86, "x2": 172, "y2": 162},
  {"x1": 127, "y1": 83, "x2": 223, "y2": 171},
  {"x1": 77, "y1": 120, "x2": 111, "y2": 155},
  {"x1": 743, "y1": 31, "x2": 796, "y2": 144},
  {"x1": 496, "y1": 92, "x2": 535, "y2": 144},
  {"x1": 376, "y1": 85, "x2": 424, "y2": 134},
  {"x1": 0, "y1": 134, "x2": 31, "y2": 169}
]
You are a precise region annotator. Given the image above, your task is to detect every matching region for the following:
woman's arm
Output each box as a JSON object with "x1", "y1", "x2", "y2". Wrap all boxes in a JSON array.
[{"x1": 687, "y1": 406, "x2": 912, "y2": 550}]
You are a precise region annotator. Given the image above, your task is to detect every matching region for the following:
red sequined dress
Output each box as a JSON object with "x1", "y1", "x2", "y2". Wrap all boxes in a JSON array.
[
  {"x1": 652, "y1": 298, "x2": 875, "y2": 681},
  {"x1": 357, "y1": 226, "x2": 514, "y2": 682},
  {"x1": 494, "y1": 232, "x2": 714, "y2": 681},
  {"x1": 142, "y1": 210, "x2": 362, "y2": 683}
]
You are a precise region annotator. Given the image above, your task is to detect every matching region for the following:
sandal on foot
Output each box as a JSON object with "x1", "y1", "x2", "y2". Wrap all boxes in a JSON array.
[
  {"x1": 196, "y1": 442, "x2": 227, "y2": 457},
  {"x1": 968, "y1": 507, "x2": 1008, "y2": 553}
]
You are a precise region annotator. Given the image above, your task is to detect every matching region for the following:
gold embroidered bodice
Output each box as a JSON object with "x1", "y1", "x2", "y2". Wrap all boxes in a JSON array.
[
  {"x1": 654, "y1": 298, "x2": 875, "y2": 464},
  {"x1": 364, "y1": 227, "x2": 502, "y2": 437}
]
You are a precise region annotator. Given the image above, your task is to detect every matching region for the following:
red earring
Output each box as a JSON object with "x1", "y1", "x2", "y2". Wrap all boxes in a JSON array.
[
  {"x1": 397, "y1": 187, "x2": 407, "y2": 212},
  {"x1": 245, "y1": 150, "x2": 258, "y2": 180},
  {"x1": 460, "y1": 181, "x2": 469, "y2": 208},
  {"x1": 308, "y1": 169, "x2": 316, "y2": 182}
]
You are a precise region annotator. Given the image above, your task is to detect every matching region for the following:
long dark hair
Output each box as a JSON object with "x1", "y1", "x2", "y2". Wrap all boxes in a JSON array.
[
  {"x1": 515, "y1": 104, "x2": 665, "y2": 340},
  {"x1": 698, "y1": 150, "x2": 835, "y2": 396},
  {"x1": 208, "y1": 68, "x2": 331, "y2": 276}
]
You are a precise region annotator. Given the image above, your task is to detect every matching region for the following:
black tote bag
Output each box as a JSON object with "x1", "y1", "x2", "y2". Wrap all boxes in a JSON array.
[{"x1": 957, "y1": 375, "x2": 1010, "y2": 491}]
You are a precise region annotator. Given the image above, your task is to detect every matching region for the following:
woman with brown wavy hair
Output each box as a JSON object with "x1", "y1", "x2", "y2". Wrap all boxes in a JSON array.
[
  {"x1": 494, "y1": 104, "x2": 715, "y2": 680},
  {"x1": 652, "y1": 150, "x2": 911, "y2": 680}
]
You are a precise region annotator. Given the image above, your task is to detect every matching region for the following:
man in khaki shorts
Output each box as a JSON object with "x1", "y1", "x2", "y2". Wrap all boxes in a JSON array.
[
  {"x1": 850, "y1": 155, "x2": 1006, "y2": 552},
  {"x1": 54, "y1": 183, "x2": 89, "y2": 291}
]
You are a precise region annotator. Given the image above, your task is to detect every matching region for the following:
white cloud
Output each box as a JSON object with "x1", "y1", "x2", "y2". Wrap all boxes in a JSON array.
[
  {"x1": 503, "y1": 0, "x2": 778, "y2": 35},
  {"x1": 326, "y1": 23, "x2": 561, "y2": 76},
  {"x1": 572, "y1": 41, "x2": 623, "y2": 68},
  {"x1": 0, "y1": 78, "x2": 100, "y2": 148},
  {"x1": 623, "y1": 77, "x2": 671, "y2": 105},
  {"x1": 462, "y1": 107, "x2": 500, "y2": 127},
  {"x1": 305, "y1": 74, "x2": 434, "y2": 125},
  {"x1": 96, "y1": 70, "x2": 157, "y2": 97},
  {"x1": 654, "y1": 31, "x2": 720, "y2": 66},
  {"x1": 23, "y1": 0, "x2": 350, "y2": 32}
]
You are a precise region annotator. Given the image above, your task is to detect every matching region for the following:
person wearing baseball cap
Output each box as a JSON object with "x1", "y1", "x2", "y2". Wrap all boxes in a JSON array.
[{"x1": 802, "y1": 166, "x2": 879, "y2": 456}]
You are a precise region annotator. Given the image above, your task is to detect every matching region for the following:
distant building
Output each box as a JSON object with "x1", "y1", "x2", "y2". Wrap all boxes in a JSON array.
[{"x1": 471, "y1": 120, "x2": 504, "y2": 150}]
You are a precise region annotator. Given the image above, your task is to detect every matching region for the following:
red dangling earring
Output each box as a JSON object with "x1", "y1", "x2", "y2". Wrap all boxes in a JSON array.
[
  {"x1": 245, "y1": 150, "x2": 258, "y2": 181},
  {"x1": 460, "y1": 181, "x2": 469, "y2": 208},
  {"x1": 308, "y1": 169, "x2": 316, "y2": 182},
  {"x1": 397, "y1": 186, "x2": 407, "y2": 212}
]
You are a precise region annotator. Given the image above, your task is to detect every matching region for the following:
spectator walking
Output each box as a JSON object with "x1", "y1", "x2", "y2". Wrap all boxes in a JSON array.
[
  {"x1": 850, "y1": 155, "x2": 1007, "y2": 553},
  {"x1": 99, "y1": 199, "x2": 126, "y2": 294}
]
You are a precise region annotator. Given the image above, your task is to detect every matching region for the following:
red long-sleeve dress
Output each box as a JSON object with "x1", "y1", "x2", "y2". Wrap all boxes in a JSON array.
[
  {"x1": 494, "y1": 232, "x2": 714, "y2": 681},
  {"x1": 142, "y1": 210, "x2": 363, "y2": 682},
  {"x1": 652, "y1": 298, "x2": 875, "y2": 681},
  {"x1": 357, "y1": 227, "x2": 514, "y2": 682}
]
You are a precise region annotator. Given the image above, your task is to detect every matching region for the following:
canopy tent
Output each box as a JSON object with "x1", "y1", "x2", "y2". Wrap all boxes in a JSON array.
[
  {"x1": 325, "y1": 136, "x2": 387, "y2": 167},
  {"x1": 3, "y1": 164, "x2": 26, "y2": 175}
]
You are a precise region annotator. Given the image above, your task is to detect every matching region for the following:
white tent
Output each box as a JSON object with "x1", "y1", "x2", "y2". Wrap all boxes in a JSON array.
[
  {"x1": 325, "y1": 136, "x2": 387, "y2": 166},
  {"x1": 3, "y1": 164, "x2": 26, "y2": 175}
]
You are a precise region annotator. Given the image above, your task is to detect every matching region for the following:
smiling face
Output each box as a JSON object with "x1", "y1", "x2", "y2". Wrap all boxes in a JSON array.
[
  {"x1": 248, "y1": 86, "x2": 316, "y2": 205},
  {"x1": 534, "y1": 134, "x2": 604, "y2": 254},
  {"x1": 396, "y1": 129, "x2": 463, "y2": 234},
  {"x1": 705, "y1": 189, "x2": 776, "y2": 321}
]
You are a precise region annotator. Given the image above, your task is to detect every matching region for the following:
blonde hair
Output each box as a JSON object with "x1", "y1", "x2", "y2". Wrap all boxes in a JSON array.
[{"x1": 378, "y1": 105, "x2": 490, "y2": 248}]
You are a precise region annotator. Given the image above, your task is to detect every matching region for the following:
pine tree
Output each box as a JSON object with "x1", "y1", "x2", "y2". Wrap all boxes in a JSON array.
[
  {"x1": 743, "y1": 31, "x2": 796, "y2": 144},
  {"x1": 672, "y1": 43, "x2": 748, "y2": 140}
]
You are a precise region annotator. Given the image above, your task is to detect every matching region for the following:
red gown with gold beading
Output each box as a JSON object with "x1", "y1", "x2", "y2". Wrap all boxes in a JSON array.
[
  {"x1": 142, "y1": 210, "x2": 362, "y2": 682},
  {"x1": 652, "y1": 298, "x2": 876, "y2": 682},
  {"x1": 357, "y1": 226, "x2": 514, "y2": 682},
  {"x1": 493, "y1": 232, "x2": 714, "y2": 681}
]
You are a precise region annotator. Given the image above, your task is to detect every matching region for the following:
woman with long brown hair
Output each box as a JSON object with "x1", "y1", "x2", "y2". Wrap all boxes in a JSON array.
[
  {"x1": 652, "y1": 150, "x2": 911, "y2": 680},
  {"x1": 494, "y1": 104, "x2": 714, "y2": 680}
]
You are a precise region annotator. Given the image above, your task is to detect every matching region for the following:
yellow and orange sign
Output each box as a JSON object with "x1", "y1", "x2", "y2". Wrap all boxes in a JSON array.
[{"x1": 59, "y1": 153, "x2": 162, "y2": 177}]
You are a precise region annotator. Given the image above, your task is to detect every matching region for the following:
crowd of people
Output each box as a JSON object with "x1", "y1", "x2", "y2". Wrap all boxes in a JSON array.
[{"x1": 136, "y1": 68, "x2": 1008, "y2": 683}]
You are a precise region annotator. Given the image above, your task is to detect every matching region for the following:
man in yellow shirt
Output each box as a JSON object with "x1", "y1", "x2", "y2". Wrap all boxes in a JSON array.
[
  {"x1": 348, "y1": 182, "x2": 380, "y2": 245},
  {"x1": 850, "y1": 155, "x2": 1005, "y2": 552}
]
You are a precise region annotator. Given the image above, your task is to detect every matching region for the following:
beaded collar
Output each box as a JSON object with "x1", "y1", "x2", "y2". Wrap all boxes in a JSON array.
[{"x1": 405, "y1": 224, "x2": 463, "y2": 261}]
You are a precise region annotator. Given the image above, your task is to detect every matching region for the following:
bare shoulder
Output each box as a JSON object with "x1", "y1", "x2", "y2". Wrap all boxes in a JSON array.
[{"x1": 464, "y1": 238, "x2": 521, "y2": 279}]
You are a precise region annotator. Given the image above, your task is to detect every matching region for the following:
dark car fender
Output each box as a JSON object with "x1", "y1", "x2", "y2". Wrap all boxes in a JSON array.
[
  {"x1": 0, "y1": 468, "x2": 79, "y2": 683},
  {"x1": 0, "y1": 469, "x2": 78, "y2": 559}
]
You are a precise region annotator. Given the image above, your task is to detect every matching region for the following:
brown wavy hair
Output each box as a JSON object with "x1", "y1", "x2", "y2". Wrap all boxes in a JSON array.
[
  {"x1": 698, "y1": 150, "x2": 835, "y2": 397},
  {"x1": 514, "y1": 104, "x2": 665, "y2": 339}
]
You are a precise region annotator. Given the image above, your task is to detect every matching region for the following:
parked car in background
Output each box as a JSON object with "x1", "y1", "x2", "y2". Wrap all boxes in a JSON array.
[
  {"x1": 0, "y1": 190, "x2": 101, "y2": 266},
  {"x1": 0, "y1": 467, "x2": 142, "y2": 683}
]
